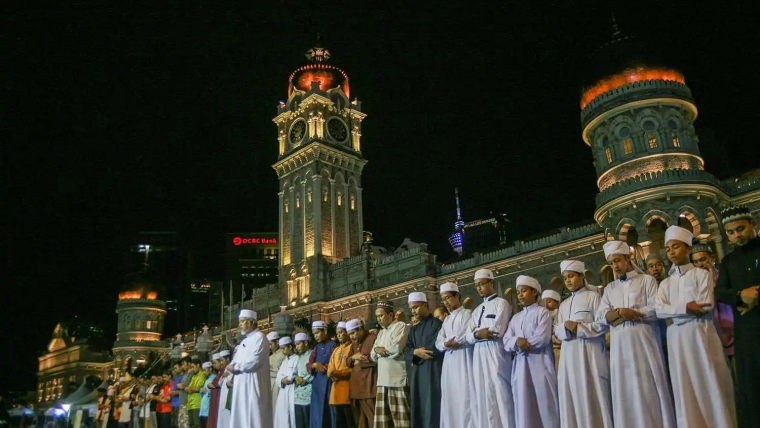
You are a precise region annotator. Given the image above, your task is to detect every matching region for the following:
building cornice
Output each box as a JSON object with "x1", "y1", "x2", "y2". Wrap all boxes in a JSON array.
[
  {"x1": 596, "y1": 153, "x2": 705, "y2": 190},
  {"x1": 273, "y1": 142, "x2": 367, "y2": 180}
]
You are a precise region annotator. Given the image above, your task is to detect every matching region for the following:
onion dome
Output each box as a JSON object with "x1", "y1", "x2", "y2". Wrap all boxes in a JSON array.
[
  {"x1": 119, "y1": 272, "x2": 159, "y2": 301},
  {"x1": 288, "y1": 39, "x2": 349, "y2": 98}
]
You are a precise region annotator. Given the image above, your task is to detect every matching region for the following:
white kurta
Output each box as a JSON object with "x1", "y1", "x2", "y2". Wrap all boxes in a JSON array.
[
  {"x1": 216, "y1": 369, "x2": 232, "y2": 428},
  {"x1": 555, "y1": 288, "x2": 612, "y2": 428},
  {"x1": 597, "y1": 271, "x2": 675, "y2": 428},
  {"x1": 504, "y1": 303, "x2": 559, "y2": 428},
  {"x1": 270, "y1": 348, "x2": 286, "y2": 415},
  {"x1": 274, "y1": 354, "x2": 298, "y2": 428},
  {"x1": 229, "y1": 328, "x2": 273, "y2": 428},
  {"x1": 655, "y1": 263, "x2": 737, "y2": 428},
  {"x1": 435, "y1": 306, "x2": 474, "y2": 428},
  {"x1": 466, "y1": 294, "x2": 515, "y2": 428}
]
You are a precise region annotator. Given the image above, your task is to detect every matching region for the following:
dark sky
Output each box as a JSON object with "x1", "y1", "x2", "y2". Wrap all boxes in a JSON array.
[{"x1": 4, "y1": 0, "x2": 759, "y2": 393}]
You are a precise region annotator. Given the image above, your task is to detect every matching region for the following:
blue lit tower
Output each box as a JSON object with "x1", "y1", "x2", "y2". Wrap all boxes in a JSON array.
[{"x1": 448, "y1": 188, "x2": 465, "y2": 256}]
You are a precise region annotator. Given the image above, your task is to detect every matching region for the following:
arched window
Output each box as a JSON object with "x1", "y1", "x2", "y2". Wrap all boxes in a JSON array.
[
  {"x1": 605, "y1": 147, "x2": 613, "y2": 164},
  {"x1": 337, "y1": 193, "x2": 343, "y2": 206},
  {"x1": 307, "y1": 189, "x2": 312, "y2": 203},
  {"x1": 648, "y1": 132, "x2": 658, "y2": 149},
  {"x1": 671, "y1": 131, "x2": 681, "y2": 147},
  {"x1": 623, "y1": 138, "x2": 633, "y2": 155},
  {"x1": 322, "y1": 187, "x2": 328, "y2": 202},
  {"x1": 296, "y1": 193, "x2": 300, "y2": 208},
  {"x1": 284, "y1": 200, "x2": 289, "y2": 213},
  {"x1": 350, "y1": 195, "x2": 356, "y2": 210}
]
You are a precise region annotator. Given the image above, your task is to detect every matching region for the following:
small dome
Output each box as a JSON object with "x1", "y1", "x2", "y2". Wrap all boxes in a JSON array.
[
  {"x1": 287, "y1": 43, "x2": 349, "y2": 98},
  {"x1": 119, "y1": 272, "x2": 160, "y2": 301}
]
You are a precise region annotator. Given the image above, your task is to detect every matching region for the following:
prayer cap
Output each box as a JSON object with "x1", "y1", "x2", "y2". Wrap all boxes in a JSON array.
[
  {"x1": 119, "y1": 377, "x2": 126, "y2": 382},
  {"x1": 560, "y1": 260, "x2": 584, "y2": 274},
  {"x1": 278, "y1": 336, "x2": 292, "y2": 347},
  {"x1": 294, "y1": 332, "x2": 310, "y2": 343},
  {"x1": 645, "y1": 253, "x2": 664, "y2": 262},
  {"x1": 692, "y1": 242, "x2": 713, "y2": 254},
  {"x1": 376, "y1": 301, "x2": 394, "y2": 312},
  {"x1": 346, "y1": 319, "x2": 362, "y2": 332},
  {"x1": 408, "y1": 291, "x2": 427, "y2": 303},
  {"x1": 239, "y1": 309, "x2": 256, "y2": 320},
  {"x1": 337, "y1": 321, "x2": 347, "y2": 330},
  {"x1": 311, "y1": 320, "x2": 327, "y2": 330},
  {"x1": 218, "y1": 350, "x2": 231, "y2": 358},
  {"x1": 721, "y1": 205, "x2": 753, "y2": 225},
  {"x1": 439, "y1": 282, "x2": 459, "y2": 294},
  {"x1": 201, "y1": 362, "x2": 212, "y2": 369},
  {"x1": 542, "y1": 290, "x2": 561, "y2": 302},
  {"x1": 266, "y1": 331, "x2": 280, "y2": 341},
  {"x1": 603, "y1": 241, "x2": 630, "y2": 259},
  {"x1": 211, "y1": 353, "x2": 219, "y2": 360},
  {"x1": 665, "y1": 226, "x2": 693, "y2": 246},
  {"x1": 516, "y1": 275, "x2": 542, "y2": 293},
  {"x1": 474, "y1": 269, "x2": 494, "y2": 281}
]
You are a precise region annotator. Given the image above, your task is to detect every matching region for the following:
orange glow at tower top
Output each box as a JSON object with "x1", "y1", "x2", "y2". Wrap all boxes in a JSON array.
[
  {"x1": 119, "y1": 291, "x2": 158, "y2": 300},
  {"x1": 580, "y1": 67, "x2": 685, "y2": 109}
]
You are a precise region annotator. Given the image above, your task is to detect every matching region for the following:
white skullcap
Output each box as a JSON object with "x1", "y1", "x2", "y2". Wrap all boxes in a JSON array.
[
  {"x1": 665, "y1": 225, "x2": 693, "y2": 246},
  {"x1": 516, "y1": 275, "x2": 542, "y2": 293},
  {"x1": 218, "y1": 350, "x2": 230, "y2": 358},
  {"x1": 474, "y1": 269, "x2": 494, "y2": 281},
  {"x1": 560, "y1": 260, "x2": 584, "y2": 274},
  {"x1": 311, "y1": 320, "x2": 327, "y2": 330},
  {"x1": 294, "y1": 332, "x2": 310, "y2": 343},
  {"x1": 439, "y1": 282, "x2": 459, "y2": 294},
  {"x1": 201, "y1": 362, "x2": 212, "y2": 369},
  {"x1": 119, "y1": 377, "x2": 126, "y2": 382},
  {"x1": 239, "y1": 309, "x2": 256, "y2": 320},
  {"x1": 107, "y1": 387, "x2": 114, "y2": 397},
  {"x1": 603, "y1": 241, "x2": 630, "y2": 259},
  {"x1": 278, "y1": 336, "x2": 292, "y2": 347},
  {"x1": 211, "y1": 353, "x2": 219, "y2": 360},
  {"x1": 408, "y1": 291, "x2": 427, "y2": 303},
  {"x1": 266, "y1": 331, "x2": 280, "y2": 341},
  {"x1": 542, "y1": 290, "x2": 561, "y2": 302},
  {"x1": 346, "y1": 319, "x2": 362, "y2": 332},
  {"x1": 337, "y1": 321, "x2": 347, "y2": 330}
]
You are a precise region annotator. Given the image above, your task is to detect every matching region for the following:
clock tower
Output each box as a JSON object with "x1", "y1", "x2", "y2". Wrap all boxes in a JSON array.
[{"x1": 272, "y1": 43, "x2": 367, "y2": 307}]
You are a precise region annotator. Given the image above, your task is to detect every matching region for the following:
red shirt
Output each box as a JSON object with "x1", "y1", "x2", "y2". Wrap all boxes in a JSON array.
[{"x1": 157, "y1": 381, "x2": 173, "y2": 413}]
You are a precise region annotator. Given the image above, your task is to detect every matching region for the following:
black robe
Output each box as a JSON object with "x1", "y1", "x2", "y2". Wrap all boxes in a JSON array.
[
  {"x1": 715, "y1": 236, "x2": 760, "y2": 427},
  {"x1": 404, "y1": 314, "x2": 444, "y2": 428}
]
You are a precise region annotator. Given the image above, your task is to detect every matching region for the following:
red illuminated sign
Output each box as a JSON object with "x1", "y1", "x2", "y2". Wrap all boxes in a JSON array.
[{"x1": 232, "y1": 236, "x2": 278, "y2": 246}]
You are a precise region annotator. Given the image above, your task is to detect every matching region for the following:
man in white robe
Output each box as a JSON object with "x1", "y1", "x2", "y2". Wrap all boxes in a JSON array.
[
  {"x1": 434, "y1": 282, "x2": 474, "y2": 428},
  {"x1": 269, "y1": 331, "x2": 287, "y2": 415},
  {"x1": 214, "y1": 350, "x2": 231, "y2": 428},
  {"x1": 466, "y1": 268, "x2": 515, "y2": 428},
  {"x1": 227, "y1": 309, "x2": 273, "y2": 428},
  {"x1": 274, "y1": 336, "x2": 298, "y2": 428},
  {"x1": 654, "y1": 226, "x2": 737, "y2": 427},
  {"x1": 541, "y1": 289, "x2": 562, "y2": 373},
  {"x1": 555, "y1": 259, "x2": 612, "y2": 428},
  {"x1": 597, "y1": 241, "x2": 675, "y2": 428},
  {"x1": 504, "y1": 275, "x2": 559, "y2": 428}
]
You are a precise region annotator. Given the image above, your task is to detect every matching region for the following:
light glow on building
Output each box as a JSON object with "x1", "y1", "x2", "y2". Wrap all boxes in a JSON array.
[{"x1": 581, "y1": 67, "x2": 685, "y2": 109}]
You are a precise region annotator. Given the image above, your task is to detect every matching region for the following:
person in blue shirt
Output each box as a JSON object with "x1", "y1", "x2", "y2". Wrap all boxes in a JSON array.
[
  {"x1": 170, "y1": 362, "x2": 184, "y2": 427},
  {"x1": 199, "y1": 362, "x2": 216, "y2": 428}
]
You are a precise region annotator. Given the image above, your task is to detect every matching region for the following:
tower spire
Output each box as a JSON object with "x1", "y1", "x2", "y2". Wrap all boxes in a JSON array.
[
  {"x1": 610, "y1": 11, "x2": 621, "y2": 39},
  {"x1": 449, "y1": 188, "x2": 465, "y2": 256},
  {"x1": 454, "y1": 187, "x2": 463, "y2": 222}
]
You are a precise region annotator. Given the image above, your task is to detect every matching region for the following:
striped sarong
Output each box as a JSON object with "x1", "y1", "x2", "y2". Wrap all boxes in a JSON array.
[{"x1": 373, "y1": 386, "x2": 410, "y2": 428}]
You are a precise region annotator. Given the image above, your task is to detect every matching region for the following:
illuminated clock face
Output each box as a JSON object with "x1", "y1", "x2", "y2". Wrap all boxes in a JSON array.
[
  {"x1": 327, "y1": 118, "x2": 348, "y2": 143},
  {"x1": 289, "y1": 119, "x2": 306, "y2": 145}
]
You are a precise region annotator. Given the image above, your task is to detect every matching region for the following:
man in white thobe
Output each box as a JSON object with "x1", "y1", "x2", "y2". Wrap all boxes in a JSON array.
[
  {"x1": 214, "y1": 350, "x2": 232, "y2": 428},
  {"x1": 655, "y1": 226, "x2": 737, "y2": 427},
  {"x1": 555, "y1": 259, "x2": 612, "y2": 428},
  {"x1": 434, "y1": 282, "x2": 474, "y2": 428},
  {"x1": 274, "y1": 336, "x2": 298, "y2": 428},
  {"x1": 466, "y1": 268, "x2": 514, "y2": 428},
  {"x1": 541, "y1": 289, "x2": 562, "y2": 373},
  {"x1": 227, "y1": 309, "x2": 273, "y2": 428},
  {"x1": 597, "y1": 241, "x2": 675, "y2": 428},
  {"x1": 504, "y1": 275, "x2": 559, "y2": 428},
  {"x1": 268, "y1": 331, "x2": 287, "y2": 415}
]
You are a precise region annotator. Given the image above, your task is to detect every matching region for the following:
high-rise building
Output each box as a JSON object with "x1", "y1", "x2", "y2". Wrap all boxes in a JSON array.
[
  {"x1": 189, "y1": 279, "x2": 223, "y2": 329},
  {"x1": 224, "y1": 233, "x2": 279, "y2": 305}
]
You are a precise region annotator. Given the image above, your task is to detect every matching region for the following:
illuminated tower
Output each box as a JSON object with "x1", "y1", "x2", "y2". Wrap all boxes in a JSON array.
[
  {"x1": 272, "y1": 42, "x2": 367, "y2": 306},
  {"x1": 448, "y1": 188, "x2": 465, "y2": 256},
  {"x1": 582, "y1": 16, "x2": 726, "y2": 257}
]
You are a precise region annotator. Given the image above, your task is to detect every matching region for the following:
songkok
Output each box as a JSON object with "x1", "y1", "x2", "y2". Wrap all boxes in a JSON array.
[
  {"x1": 516, "y1": 275, "x2": 542, "y2": 293},
  {"x1": 474, "y1": 269, "x2": 494, "y2": 281},
  {"x1": 603, "y1": 241, "x2": 630, "y2": 259},
  {"x1": 692, "y1": 242, "x2": 713, "y2": 254},
  {"x1": 376, "y1": 301, "x2": 394, "y2": 312},
  {"x1": 294, "y1": 332, "x2": 310, "y2": 343},
  {"x1": 239, "y1": 309, "x2": 256, "y2": 320},
  {"x1": 311, "y1": 320, "x2": 327, "y2": 330},
  {"x1": 119, "y1": 377, "x2": 126, "y2": 382},
  {"x1": 211, "y1": 353, "x2": 219, "y2": 361},
  {"x1": 337, "y1": 321, "x2": 347, "y2": 330},
  {"x1": 665, "y1": 225, "x2": 693, "y2": 246},
  {"x1": 646, "y1": 253, "x2": 664, "y2": 262},
  {"x1": 266, "y1": 331, "x2": 280, "y2": 341},
  {"x1": 721, "y1": 205, "x2": 753, "y2": 225},
  {"x1": 278, "y1": 336, "x2": 292, "y2": 347},
  {"x1": 439, "y1": 282, "x2": 459, "y2": 294},
  {"x1": 201, "y1": 362, "x2": 212, "y2": 369},
  {"x1": 542, "y1": 290, "x2": 561, "y2": 302},
  {"x1": 560, "y1": 260, "x2": 584, "y2": 274},
  {"x1": 346, "y1": 319, "x2": 362, "y2": 332},
  {"x1": 408, "y1": 291, "x2": 427, "y2": 303},
  {"x1": 218, "y1": 350, "x2": 231, "y2": 358}
]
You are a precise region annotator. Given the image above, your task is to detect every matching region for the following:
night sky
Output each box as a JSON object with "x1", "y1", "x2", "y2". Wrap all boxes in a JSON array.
[{"x1": 4, "y1": 0, "x2": 759, "y2": 394}]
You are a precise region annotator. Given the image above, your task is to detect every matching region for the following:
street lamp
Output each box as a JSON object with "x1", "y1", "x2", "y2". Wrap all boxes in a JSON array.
[{"x1": 195, "y1": 326, "x2": 212, "y2": 360}]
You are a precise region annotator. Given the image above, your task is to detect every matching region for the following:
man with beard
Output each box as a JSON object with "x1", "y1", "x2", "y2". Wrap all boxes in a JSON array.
[
  {"x1": 715, "y1": 205, "x2": 760, "y2": 427},
  {"x1": 405, "y1": 292, "x2": 444, "y2": 428},
  {"x1": 328, "y1": 322, "x2": 356, "y2": 428},
  {"x1": 346, "y1": 319, "x2": 377, "y2": 428},
  {"x1": 228, "y1": 309, "x2": 272, "y2": 428}
]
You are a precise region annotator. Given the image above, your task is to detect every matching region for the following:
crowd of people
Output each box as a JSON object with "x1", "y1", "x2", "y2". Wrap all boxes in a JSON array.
[{"x1": 96, "y1": 205, "x2": 760, "y2": 428}]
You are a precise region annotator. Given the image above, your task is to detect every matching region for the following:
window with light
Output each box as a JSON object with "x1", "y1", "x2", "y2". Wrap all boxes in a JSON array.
[
  {"x1": 671, "y1": 131, "x2": 680, "y2": 147},
  {"x1": 605, "y1": 147, "x2": 613, "y2": 164},
  {"x1": 623, "y1": 138, "x2": 633, "y2": 155},
  {"x1": 648, "y1": 133, "x2": 658, "y2": 148}
]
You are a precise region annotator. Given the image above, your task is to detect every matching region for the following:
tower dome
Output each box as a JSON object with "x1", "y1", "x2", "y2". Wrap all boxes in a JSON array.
[{"x1": 287, "y1": 41, "x2": 350, "y2": 99}]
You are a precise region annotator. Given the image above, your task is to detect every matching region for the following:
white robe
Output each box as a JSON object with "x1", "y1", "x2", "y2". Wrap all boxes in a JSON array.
[
  {"x1": 655, "y1": 263, "x2": 737, "y2": 428},
  {"x1": 216, "y1": 370, "x2": 231, "y2": 428},
  {"x1": 597, "y1": 271, "x2": 675, "y2": 428},
  {"x1": 270, "y1": 348, "x2": 286, "y2": 415},
  {"x1": 435, "y1": 306, "x2": 474, "y2": 428},
  {"x1": 274, "y1": 354, "x2": 298, "y2": 428},
  {"x1": 229, "y1": 328, "x2": 273, "y2": 428},
  {"x1": 555, "y1": 288, "x2": 612, "y2": 428},
  {"x1": 466, "y1": 294, "x2": 514, "y2": 428},
  {"x1": 504, "y1": 303, "x2": 559, "y2": 428}
]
